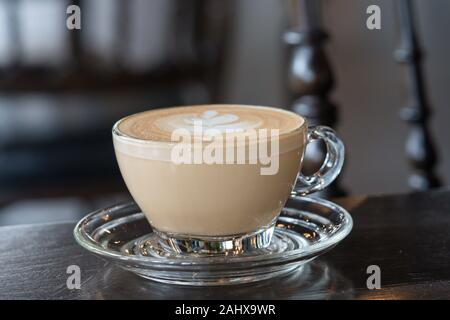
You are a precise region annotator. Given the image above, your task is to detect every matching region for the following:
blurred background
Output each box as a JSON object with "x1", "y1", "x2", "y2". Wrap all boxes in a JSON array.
[{"x1": 0, "y1": 0, "x2": 449, "y2": 225}]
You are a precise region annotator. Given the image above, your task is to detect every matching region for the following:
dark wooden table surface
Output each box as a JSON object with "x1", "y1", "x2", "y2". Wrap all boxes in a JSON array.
[{"x1": 1, "y1": 188, "x2": 450, "y2": 300}]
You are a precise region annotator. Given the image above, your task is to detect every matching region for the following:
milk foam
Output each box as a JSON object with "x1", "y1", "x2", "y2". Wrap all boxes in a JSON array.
[
  {"x1": 114, "y1": 105, "x2": 305, "y2": 161},
  {"x1": 118, "y1": 105, "x2": 304, "y2": 142}
]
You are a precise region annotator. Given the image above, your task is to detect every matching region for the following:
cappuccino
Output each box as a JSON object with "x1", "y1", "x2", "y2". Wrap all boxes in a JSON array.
[{"x1": 114, "y1": 105, "x2": 306, "y2": 236}]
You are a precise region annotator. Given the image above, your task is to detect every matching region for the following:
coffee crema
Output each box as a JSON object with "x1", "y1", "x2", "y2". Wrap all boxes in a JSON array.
[{"x1": 118, "y1": 105, "x2": 304, "y2": 142}]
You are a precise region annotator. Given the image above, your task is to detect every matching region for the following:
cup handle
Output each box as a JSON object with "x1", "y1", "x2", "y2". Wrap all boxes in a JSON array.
[{"x1": 292, "y1": 126, "x2": 345, "y2": 196}]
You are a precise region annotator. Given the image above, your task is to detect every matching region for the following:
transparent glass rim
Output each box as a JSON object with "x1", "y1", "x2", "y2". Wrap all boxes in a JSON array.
[
  {"x1": 112, "y1": 104, "x2": 308, "y2": 147},
  {"x1": 73, "y1": 195, "x2": 353, "y2": 267}
]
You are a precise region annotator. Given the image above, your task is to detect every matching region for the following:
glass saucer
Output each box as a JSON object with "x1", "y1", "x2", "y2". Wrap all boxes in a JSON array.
[{"x1": 74, "y1": 196, "x2": 353, "y2": 286}]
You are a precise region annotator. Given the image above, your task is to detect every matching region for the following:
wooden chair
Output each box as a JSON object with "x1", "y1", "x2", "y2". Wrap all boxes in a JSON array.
[{"x1": 284, "y1": 0, "x2": 440, "y2": 195}]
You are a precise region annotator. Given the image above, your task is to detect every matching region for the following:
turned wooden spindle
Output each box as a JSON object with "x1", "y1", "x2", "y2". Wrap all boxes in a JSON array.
[
  {"x1": 395, "y1": 0, "x2": 440, "y2": 190},
  {"x1": 284, "y1": 0, "x2": 345, "y2": 196}
]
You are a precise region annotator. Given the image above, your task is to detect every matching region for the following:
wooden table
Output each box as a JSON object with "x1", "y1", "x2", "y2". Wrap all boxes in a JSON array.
[{"x1": 1, "y1": 188, "x2": 450, "y2": 300}]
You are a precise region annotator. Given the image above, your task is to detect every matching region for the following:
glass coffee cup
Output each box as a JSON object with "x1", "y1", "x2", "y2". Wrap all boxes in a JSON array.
[{"x1": 113, "y1": 105, "x2": 344, "y2": 254}]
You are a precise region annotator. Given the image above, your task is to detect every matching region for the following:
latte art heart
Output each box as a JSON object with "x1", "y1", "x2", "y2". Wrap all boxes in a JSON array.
[{"x1": 185, "y1": 111, "x2": 241, "y2": 128}]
